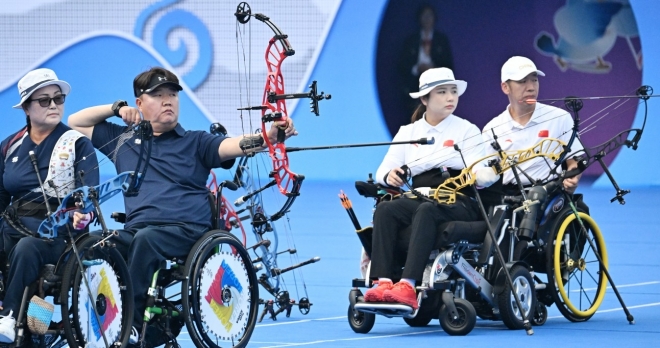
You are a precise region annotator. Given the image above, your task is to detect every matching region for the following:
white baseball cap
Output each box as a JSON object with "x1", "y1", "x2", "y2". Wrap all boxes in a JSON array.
[
  {"x1": 409, "y1": 67, "x2": 467, "y2": 99},
  {"x1": 501, "y1": 56, "x2": 545, "y2": 83},
  {"x1": 13, "y1": 68, "x2": 71, "y2": 109}
]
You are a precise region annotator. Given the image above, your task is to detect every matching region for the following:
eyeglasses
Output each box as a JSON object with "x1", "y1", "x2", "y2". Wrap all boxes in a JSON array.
[{"x1": 29, "y1": 95, "x2": 66, "y2": 107}]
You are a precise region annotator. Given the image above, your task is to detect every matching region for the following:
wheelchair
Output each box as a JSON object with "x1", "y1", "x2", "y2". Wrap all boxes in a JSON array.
[
  {"x1": 111, "y1": 196, "x2": 260, "y2": 348},
  {"x1": 346, "y1": 175, "x2": 607, "y2": 335},
  {"x1": 506, "y1": 181, "x2": 606, "y2": 323},
  {"x1": 0, "y1": 231, "x2": 133, "y2": 348},
  {"x1": 347, "y1": 199, "x2": 534, "y2": 335}
]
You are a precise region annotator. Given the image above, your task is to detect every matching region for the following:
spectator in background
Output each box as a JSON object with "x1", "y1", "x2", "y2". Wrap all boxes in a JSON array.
[{"x1": 400, "y1": 4, "x2": 454, "y2": 114}]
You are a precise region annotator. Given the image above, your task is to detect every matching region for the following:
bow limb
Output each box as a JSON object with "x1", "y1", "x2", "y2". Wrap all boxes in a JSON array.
[
  {"x1": 564, "y1": 87, "x2": 651, "y2": 203},
  {"x1": 573, "y1": 86, "x2": 651, "y2": 172}
]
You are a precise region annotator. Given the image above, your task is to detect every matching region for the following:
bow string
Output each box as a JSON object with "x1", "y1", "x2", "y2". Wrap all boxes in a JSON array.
[{"x1": 224, "y1": 2, "x2": 330, "y2": 319}]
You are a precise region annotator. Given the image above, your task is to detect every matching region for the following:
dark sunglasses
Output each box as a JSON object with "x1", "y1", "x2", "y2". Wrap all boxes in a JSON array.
[{"x1": 29, "y1": 95, "x2": 66, "y2": 107}]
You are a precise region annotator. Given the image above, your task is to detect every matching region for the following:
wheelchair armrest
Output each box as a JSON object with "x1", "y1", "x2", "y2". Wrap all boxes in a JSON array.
[
  {"x1": 110, "y1": 212, "x2": 126, "y2": 224},
  {"x1": 355, "y1": 181, "x2": 402, "y2": 199},
  {"x1": 355, "y1": 181, "x2": 380, "y2": 198}
]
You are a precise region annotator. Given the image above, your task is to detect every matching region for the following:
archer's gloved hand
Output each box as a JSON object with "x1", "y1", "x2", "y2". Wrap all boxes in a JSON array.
[
  {"x1": 475, "y1": 167, "x2": 500, "y2": 188},
  {"x1": 72, "y1": 211, "x2": 93, "y2": 230}
]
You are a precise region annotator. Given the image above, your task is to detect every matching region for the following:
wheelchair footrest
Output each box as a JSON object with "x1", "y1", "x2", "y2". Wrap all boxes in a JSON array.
[
  {"x1": 354, "y1": 302, "x2": 414, "y2": 318},
  {"x1": 82, "y1": 259, "x2": 103, "y2": 266},
  {"x1": 39, "y1": 264, "x2": 60, "y2": 283}
]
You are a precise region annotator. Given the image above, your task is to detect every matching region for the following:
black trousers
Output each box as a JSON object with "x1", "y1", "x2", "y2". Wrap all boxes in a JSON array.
[
  {"x1": 370, "y1": 196, "x2": 480, "y2": 282},
  {"x1": 104, "y1": 222, "x2": 207, "y2": 326},
  {"x1": 0, "y1": 218, "x2": 69, "y2": 316}
]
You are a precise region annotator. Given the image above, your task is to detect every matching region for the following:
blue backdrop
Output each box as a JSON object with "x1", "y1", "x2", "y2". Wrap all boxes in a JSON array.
[{"x1": 0, "y1": 0, "x2": 657, "y2": 187}]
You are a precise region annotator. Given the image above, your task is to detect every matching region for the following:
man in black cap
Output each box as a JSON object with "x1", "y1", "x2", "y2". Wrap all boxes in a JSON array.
[{"x1": 68, "y1": 66, "x2": 297, "y2": 344}]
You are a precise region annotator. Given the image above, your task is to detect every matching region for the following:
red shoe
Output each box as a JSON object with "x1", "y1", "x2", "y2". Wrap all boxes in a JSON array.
[
  {"x1": 364, "y1": 280, "x2": 393, "y2": 302},
  {"x1": 383, "y1": 281, "x2": 418, "y2": 309}
]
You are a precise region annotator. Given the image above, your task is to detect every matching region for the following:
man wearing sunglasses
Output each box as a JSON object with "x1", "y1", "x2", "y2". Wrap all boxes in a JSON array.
[{"x1": 0, "y1": 68, "x2": 100, "y2": 343}]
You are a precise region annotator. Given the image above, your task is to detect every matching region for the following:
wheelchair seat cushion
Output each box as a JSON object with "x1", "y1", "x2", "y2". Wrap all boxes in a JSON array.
[{"x1": 435, "y1": 221, "x2": 488, "y2": 248}]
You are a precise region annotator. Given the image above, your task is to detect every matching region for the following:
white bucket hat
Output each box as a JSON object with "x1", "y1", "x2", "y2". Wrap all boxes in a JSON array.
[
  {"x1": 501, "y1": 56, "x2": 545, "y2": 83},
  {"x1": 13, "y1": 68, "x2": 71, "y2": 109},
  {"x1": 409, "y1": 67, "x2": 467, "y2": 99}
]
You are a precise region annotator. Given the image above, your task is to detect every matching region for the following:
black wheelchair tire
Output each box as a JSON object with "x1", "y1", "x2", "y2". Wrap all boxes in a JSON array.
[
  {"x1": 438, "y1": 298, "x2": 476, "y2": 336},
  {"x1": 497, "y1": 264, "x2": 537, "y2": 330},
  {"x1": 347, "y1": 304, "x2": 375, "y2": 334},
  {"x1": 532, "y1": 301, "x2": 548, "y2": 326},
  {"x1": 60, "y1": 235, "x2": 133, "y2": 348},
  {"x1": 181, "y1": 230, "x2": 259, "y2": 348}
]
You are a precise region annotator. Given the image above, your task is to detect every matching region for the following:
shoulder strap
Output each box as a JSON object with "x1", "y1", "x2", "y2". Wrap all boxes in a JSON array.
[{"x1": 3, "y1": 128, "x2": 28, "y2": 163}]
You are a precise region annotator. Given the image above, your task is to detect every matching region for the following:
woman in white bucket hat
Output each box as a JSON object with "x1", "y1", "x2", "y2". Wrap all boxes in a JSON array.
[
  {"x1": 364, "y1": 67, "x2": 499, "y2": 308},
  {"x1": 0, "y1": 68, "x2": 99, "y2": 343}
]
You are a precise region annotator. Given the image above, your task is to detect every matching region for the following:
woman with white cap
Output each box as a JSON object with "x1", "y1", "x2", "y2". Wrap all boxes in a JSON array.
[
  {"x1": 0, "y1": 68, "x2": 99, "y2": 343},
  {"x1": 364, "y1": 67, "x2": 498, "y2": 309}
]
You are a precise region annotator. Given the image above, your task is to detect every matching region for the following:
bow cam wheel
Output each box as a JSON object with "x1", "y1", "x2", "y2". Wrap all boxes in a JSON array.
[{"x1": 298, "y1": 297, "x2": 311, "y2": 315}]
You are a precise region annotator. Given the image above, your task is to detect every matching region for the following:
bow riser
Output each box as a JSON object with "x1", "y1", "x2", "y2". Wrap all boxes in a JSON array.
[
  {"x1": 37, "y1": 171, "x2": 142, "y2": 238},
  {"x1": 260, "y1": 36, "x2": 300, "y2": 198},
  {"x1": 431, "y1": 138, "x2": 567, "y2": 205}
]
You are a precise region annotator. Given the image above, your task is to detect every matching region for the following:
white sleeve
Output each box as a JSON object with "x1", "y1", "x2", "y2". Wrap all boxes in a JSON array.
[{"x1": 375, "y1": 126, "x2": 410, "y2": 186}]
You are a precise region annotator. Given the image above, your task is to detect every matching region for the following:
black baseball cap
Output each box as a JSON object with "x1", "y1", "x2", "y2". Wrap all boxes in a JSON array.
[{"x1": 133, "y1": 74, "x2": 183, "y2": 97}]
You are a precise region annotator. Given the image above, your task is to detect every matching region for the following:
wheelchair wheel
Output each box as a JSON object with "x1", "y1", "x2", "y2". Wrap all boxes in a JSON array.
[
  {"x1": 60, "y1": 235, "x2": 133, "y2": 348},
  {"x1": 532, "y1": 302, "x2": 548, "y2": 326},
  {"x1": 182, "y1": 230, "x2": 259, "y2": 348},
  {"x1": 497, "y1": 264, "x2": 536, "y2": 330},
  {"x1": 546, "y1": 212, "x2": 608, "y2": 322},
  {"x1": 438, "y1": 298, "x2": 476, "y2": 336},
  {"x1": 347, "y1": 304, "x2": 375, "y2": 334}
]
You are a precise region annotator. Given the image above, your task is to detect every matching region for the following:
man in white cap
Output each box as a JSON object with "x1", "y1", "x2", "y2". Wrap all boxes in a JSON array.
[{"x1": 482, "y1": 56, "x2": 583, "y2": 194}]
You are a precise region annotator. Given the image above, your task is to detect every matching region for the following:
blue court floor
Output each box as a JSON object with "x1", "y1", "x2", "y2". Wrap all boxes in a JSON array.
[{"x1": 166, "y1": 181, "x2": 660, "y2": 348}]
